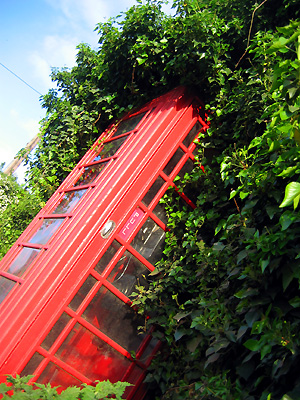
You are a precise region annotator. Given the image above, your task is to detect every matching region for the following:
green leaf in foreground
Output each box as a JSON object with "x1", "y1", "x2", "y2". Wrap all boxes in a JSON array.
[{"x1": 279, "y1": 182, "x2": 300, "y2": 209}]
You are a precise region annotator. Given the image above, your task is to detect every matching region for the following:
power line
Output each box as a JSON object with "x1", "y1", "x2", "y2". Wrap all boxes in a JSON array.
[{"x1": 0, "y1": 61, "x2": 43, "y2": 96}]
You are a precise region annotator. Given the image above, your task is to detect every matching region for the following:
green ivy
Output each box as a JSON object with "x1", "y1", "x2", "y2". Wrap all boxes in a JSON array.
[
  {"x1": 2, "y1": 1, "x2": 300, "y2": 399},
  {"x1": 0, "y1": 375, "x2": 130, "y2": 400},
  {"x1": 0, "y1": 172, "x2": 41, "y2": 260}
]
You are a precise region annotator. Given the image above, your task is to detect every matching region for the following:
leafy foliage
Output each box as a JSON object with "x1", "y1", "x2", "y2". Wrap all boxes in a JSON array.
[
  {"x1": 129, "y1": 11, "x2": 300, "y2": 400},
  {"x1": 24, "y1": 0, "x2": 298, "y2": 201},
  {"x1": 2, "y1": 0, "x2": 300, "y2": 399},
  {"x1": 0, "y1": 172, "x2": 41, "y2": 260},
  {"x1": 0, "y1": 375, "x2": 130, "y2": 400}
]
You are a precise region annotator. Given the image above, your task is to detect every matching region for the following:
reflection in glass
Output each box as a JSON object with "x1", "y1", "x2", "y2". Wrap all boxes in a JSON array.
[
  {"x1": 52, "y1": 189, "x2": 87, "y2": 214},
  {"x1": 152, "y1": 203, "x2": 168, "y2": 225},
  {"x1": 111, "y1": 112, "x2": 147, "y2": 138},
  {"x1": 94, "y1": 241, "x2": 121, "y2": 275},
  {"x1": 41, "y1": 312, "x2": 72, "y2": 351},
  {"x1": 92, "y1": 136, "x2": 129, "y2": 162},
  {"x1": 0, "y1": 276, "x2": 17, "y2": 305},
  {"x1": 74, "y1": 162, "x2": 108, "y2": 187},
  {"x1": 55, "y1": 323, "x2": 132, "y2": 382},
  {"x1": 6, "y1": 247, "x2": 40, "y2": 277},
  {"x1": 142, "y1": 176, "x2": 165, "y2": 207},
  {"x1": 21, "y1": 352, "x2": 44, "y2": 377},
  {"x1": 176, "y1": 158, "x2": 198, "y2": 204},
  {"x1": 131, "y1": 218, "x2": 166, "y2": 265},
  {"x1": 177, "y1": 158, "x2": 195, "y2": 180},
  {"x1": 108, "y1": 250, "x2": 149, "y2": 296},
  {"x1": 163, "y1": 148, "x2": 185, "y2": 176},
  {"x1": 183, "y1": 121, "x2": 202, "y2": 148},
  {"x1": 69, "y1": 275, "x2": 97, "y2": 311},
  {"x1": 83, "y1": 287, "x2": 145, "y2": 352},
  {"x1": 37, "y1": 361, "x2": 81, "y2": 388},
  {"x1": 28, "y1": 219, "x2": 64, "y2": 245},
  {"x1": 139, "y1": 335, "x2": 159, "y2": 364}
]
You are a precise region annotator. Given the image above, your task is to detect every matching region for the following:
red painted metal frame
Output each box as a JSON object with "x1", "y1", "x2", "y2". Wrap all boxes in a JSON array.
[{"x1": 0, "y1": 86, "x2": 208, "y2": 399}]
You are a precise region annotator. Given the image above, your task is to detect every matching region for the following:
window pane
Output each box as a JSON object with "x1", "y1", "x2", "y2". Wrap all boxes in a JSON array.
[
  {"x1": 163, "y1": 148, "x2": 185, "y2": 176},
  {"x1": 52, "y1": 189, "x2": 87, "y2": 214},
  {"x1": 74, "y1": 162, "x2": 108, "y2": 187},
  {"x1": 131, "y1": 218, "x2": 166, "y2": 265},
  {"x1": 41, "y1": 312, "x2": 72, "y2": 351},
  {"x1": 142, "y1": 176, "x2": 165, "y2": 207},
  {"x1": 21, "y1": 352, "x2": 44, "y2": 377},
  {"x1": 139, "y1": 336, "x2": 159, "y2": 364},
  {"x1": 69, "y1": 275, "x2": 98, "y2": 312},
  {"x1": 6, "y1": 247, "x2": 40, "y2": 277},
  {"x1": 152, "y1": 203, "x2": 168, "y2": 225},
  {"x1": 94, "y1": 241, "x2": 121, "y2": 275},
  {"x1": 82, "y1": 287, "x2": 145, "y2": 352},
  {"x1": 92, "y1": 136, "x2": 129, "y2": 162},
  {"x1": 28, "y1": 219, "x2": 64, "y2": 245},
  {"x1": 55, "y1": 323, "x2": 133, "y2": 382},
  {"x1": 183, "y1": 121, "x2": 202, "y2": 148},
  {"x1": 0, "y1": 276, "x2": 17, "y2": 305},
  {"x1": 176, "y1": 158, "x2": 195, "y2": 180},
  {"x1": 108, "y1": 250, "x2": 149, "y2": 296},
  {"x1": 37, "y1": 362, "x2": 81, "y2": 388},
  {"x1": 176, "y1": 158, "x2": 198, "y2": 204},
  {"x1": 111, "y1": 112, "x2": 147, "y2": 138}
]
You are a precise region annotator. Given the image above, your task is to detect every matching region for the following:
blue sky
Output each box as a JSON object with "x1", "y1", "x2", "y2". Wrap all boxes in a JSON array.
[{"x1": 1, "y1": 0, "x2": 167, "y2": 182}]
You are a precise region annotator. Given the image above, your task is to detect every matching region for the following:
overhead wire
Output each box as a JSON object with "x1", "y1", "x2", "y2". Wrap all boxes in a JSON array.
[{"x1": 0, "y1": 61, "x2": 43, "y2": 96}]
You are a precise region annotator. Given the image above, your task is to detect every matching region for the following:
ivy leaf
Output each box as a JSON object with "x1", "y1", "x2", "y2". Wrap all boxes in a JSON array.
[
  {"x1": 289, "y1": 296, "x2": 300, "y2": 308},
  {"x1": 244, "y1": 339, "x2": 260, "y2": 351},
  {"x1": 280, "y1": 182, "x2": 300, "y2": 208},
  {"x1": 282, "y1": 266, "x2": 294, "y2": 291},
  {"x1": 204, "y1": 353, "x2": 220, "y2": 369},
  {"x1": 260, "y1": 259, "x2": 270, "y2": 273},
  {"x1": 280, "y1": 212, "x2": 295, "y2": 230},
  {"x1": 173, "y1": 311, "x2": 191, "y2": 322},
  {"x1": 174, "y1": 328, "x2": 186, "y2": 341},
  {"x1": 267, "y1": 36, "x2": 289, "y2": 53}
]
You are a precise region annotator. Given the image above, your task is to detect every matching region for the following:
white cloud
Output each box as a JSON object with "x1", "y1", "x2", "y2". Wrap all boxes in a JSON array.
[
  {"x1": 29, "y1": 35, "x2": 78, "y2": 91},
  {"x1": 45, "y1": 0, "x2": 137, "y2": 32},
  {"x1": 43, "y1": 35, "x2": 78, "y2": 67},
  {"x1": 9, "y1": 109, "x2": 40, "y2": 142}
]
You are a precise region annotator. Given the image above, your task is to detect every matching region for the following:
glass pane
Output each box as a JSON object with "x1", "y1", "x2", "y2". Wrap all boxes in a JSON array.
[
  {"x1": 41, "y1": 312, "x2": 72, "y2": 351},
  {"x1": 108, "y1": 250, "x2": 149, "y2": 296},
  {"x1": 94, "y1": 241, "x2": 122, "y2": 275},
  {"x1": 82, "y1": 287, "x2": 145, "y2": 352},
  {"x1": 176, "y1": 158, "x2": 198, "y2": 204},
  {"x1": 55, "y1": 323, "x2": 133, "y2": 382},
  {"x1": 152, "y1": 203, "x2": 168, "y2": 225},
  {"x1": 163, "y1": 148, "x2": 185, "y2": 176},
  {"x1": 139, "y1": 336, "x2": 159, "y2": 364},
  {"x1": 142, "y1": 176, "x2": 165, "y2": 207},
  {"x1": 111, "y1": 112, "x2": 147, "y2": 138},
  {"x1": 6, "y1": 247, "x2": 40, "y2": 277},
  {"x1": 177, "y1": 158, "x2": 195, "y2": 180},
  {"x1": 123, "y1": 364, "x2": 144, "y2": 399},
  {"x1": 37, "y1": 362, "x2": 81, "y2": 388},
  {"x1": 131, "y1": 218, "x2": 166, "y2": 265},
  {"x1": 92, "y1": 136, "x2": 129, "y2": 162},
  {"x1": 74, "y1": 162, "x2": 108, "y2": 187},
  {"x1": 52, "y1": 189, "x2": 87, "y2": 214},
  {"x1": 0, "y1": 276, "x2": 17, "y2": 305},
  {"x1": 21, "y1": 352, "x2": 44, "y2": 377},
  {"x1": 183, "y1": 121, "x2": 202, "y2": 148},
  {"x1": 69, "y1": 275, "x2": 97, "y2": 311},
  {"x1": 28, "y1": 219, "x2": 64, "y2": 245}
]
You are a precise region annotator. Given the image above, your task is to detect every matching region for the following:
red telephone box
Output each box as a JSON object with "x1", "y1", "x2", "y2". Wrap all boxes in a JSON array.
[{"x1": 0, "y1": 87, "x2": 208, "y2": 399}]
